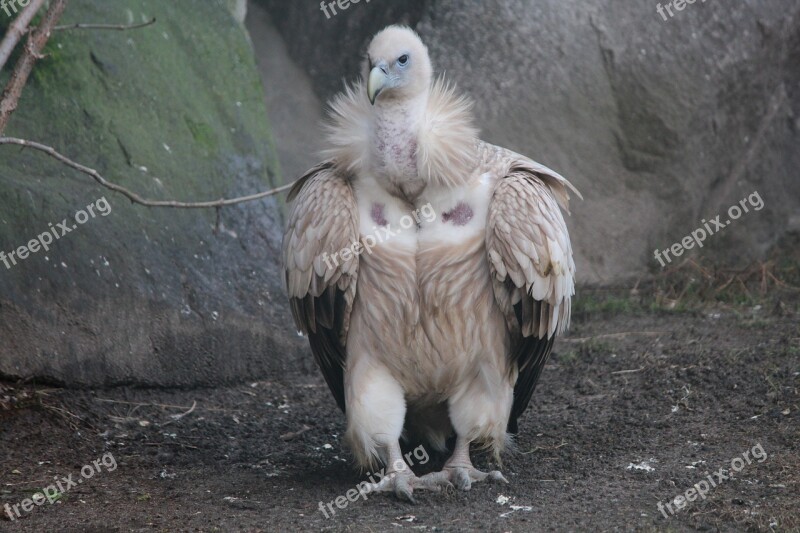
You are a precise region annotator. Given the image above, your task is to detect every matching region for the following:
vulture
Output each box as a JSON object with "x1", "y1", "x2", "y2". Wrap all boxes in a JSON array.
[{"x1": 282, "y1": 25, "x2": 580, "y2": 501}]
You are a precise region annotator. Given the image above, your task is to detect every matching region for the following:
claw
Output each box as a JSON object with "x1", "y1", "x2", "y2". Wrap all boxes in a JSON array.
[
  {"x1": 489, "y1": 470, "x2": 510, "y2": 484},
  {"x1": 455, "y1": 468, "x2": 472, "y2": 491},
  {"x1": 395, "y1": 474, "x2": 415, "y2": 503}
]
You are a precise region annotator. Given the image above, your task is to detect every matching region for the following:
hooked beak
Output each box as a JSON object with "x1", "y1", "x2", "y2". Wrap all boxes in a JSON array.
[{"x1": 367, "y1": 66, "x2": 389, "y2": 105}]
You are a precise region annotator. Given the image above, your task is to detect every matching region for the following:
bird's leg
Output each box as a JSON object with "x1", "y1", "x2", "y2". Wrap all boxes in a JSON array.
[
  {"x1": 362, "y1": 440, "x2": 446, "y2": 503},
  {"x1": 418, "y1": 436, "x2": 509, "y2": 491}
]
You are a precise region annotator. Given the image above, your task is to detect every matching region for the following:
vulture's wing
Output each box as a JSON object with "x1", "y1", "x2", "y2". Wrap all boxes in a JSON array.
[
  {"x1": 283, "y1": 161, "x2": 360, "y2": 412},
  {"x1": 485, "y1": 155, "x2": 579, "y2": 434}
]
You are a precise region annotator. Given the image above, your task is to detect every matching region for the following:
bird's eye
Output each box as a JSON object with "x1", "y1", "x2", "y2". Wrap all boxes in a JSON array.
[{"x1": 398, "y1": 54, "x2": 409, "y2": 66}]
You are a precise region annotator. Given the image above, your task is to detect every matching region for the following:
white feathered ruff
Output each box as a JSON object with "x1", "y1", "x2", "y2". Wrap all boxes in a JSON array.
[{"x1": 323, "y1": 78, "x2": 479, "y2": 188}]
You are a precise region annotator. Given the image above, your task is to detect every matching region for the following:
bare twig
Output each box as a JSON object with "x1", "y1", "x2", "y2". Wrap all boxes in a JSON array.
[
  {"x1": 94, "y1": 397, "x2": 239, "y2": 413},
  {"x1": 521, "y1": 439, "x2": 568, "y2": 455},
  {"x1": 167, "y1": 400, "x2": 196, "y2": 422},
  {"x1": 280, "y1": 425, "x2": 311, "y2": 441},
  {"x1": 3, "y1": 479, "x2": 51, "y2": 487},
  {"x1": 0, "y1": 136, "x2": 297, "y2": 207},
  {"x1": 144, "y1": 441, "x2": 198, "y2": 450},
  {"x1": 0, "y1": 0, "x2": 47, "y2": 71},
  {"x1": 54, "y1": 17, "x2": 156, "y2": 32},
  {"x1": 0, "y1": 0, "x2": 68, "y2": 134},
  {"x1": 562, "y1": 331, "x2": 665, "y2": 344},
  {"x1": 610, "y1": 367, "x2": 645, "y2": 375}
]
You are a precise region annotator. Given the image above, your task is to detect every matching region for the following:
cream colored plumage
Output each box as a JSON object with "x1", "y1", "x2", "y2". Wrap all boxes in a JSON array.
[{"x1": 282, "y1": 25, "x2": 580, "y2": 501}]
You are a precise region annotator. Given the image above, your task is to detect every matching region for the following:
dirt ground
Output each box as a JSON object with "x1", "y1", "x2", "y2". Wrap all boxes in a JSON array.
[{"x1": 1, "y1": 297, "x2": 798, "y2": 532}]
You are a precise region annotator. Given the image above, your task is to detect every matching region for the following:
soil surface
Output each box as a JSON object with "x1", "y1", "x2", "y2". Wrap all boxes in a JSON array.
[{"x1": 1, "y1": 306, "x2": 798, "y2": 532}]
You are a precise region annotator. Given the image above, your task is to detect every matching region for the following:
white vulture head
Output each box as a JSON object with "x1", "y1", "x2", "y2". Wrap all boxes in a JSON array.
[{"x1": 365, "y1": 26, "x2": 433, "y2": 105}]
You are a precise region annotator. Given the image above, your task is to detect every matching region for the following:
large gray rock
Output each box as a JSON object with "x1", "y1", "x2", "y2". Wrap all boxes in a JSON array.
[
  {"x1": 246, "y1": 3, "x2": 325, "y2": 184},
  {"x1": 0, "y1": 0, "x2": 306, "y2": 386},
  {"x1": 258, "y1": 0, "x2": 800, "y2": 284}
]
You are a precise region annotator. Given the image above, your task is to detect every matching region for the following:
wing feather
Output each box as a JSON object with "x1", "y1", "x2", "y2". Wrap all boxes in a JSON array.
[
  {"x1": 283, "y1": 162, "x2": 359, "y2": 412},
  {"x1": 486, "y1": 156, "x2": 578, "y2": 433}
]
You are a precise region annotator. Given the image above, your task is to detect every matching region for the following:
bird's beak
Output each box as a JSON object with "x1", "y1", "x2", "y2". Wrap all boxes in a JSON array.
[{"x1": 367, "y1": 66, "x2": 388, "y2": 105}]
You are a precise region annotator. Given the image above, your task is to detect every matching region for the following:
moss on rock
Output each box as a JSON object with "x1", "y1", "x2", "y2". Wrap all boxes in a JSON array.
[{"x1": 0, "y1": 0, "x2": 301, "y2": 386}]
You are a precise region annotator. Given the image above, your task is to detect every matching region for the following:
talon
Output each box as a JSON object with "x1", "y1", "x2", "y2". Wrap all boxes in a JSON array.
[
  {"x1": 400, "y1": 490, "x2": 417, "y2": 504},
  {"x1": 489, "y1": 470, "x2": 509, "y2": 484},
  {"x1": 396, "y1": 475, "x2": 415, "y2": 502},
  {"x1": 455, "y1": 469, "x2": 472, "y2": 491}
]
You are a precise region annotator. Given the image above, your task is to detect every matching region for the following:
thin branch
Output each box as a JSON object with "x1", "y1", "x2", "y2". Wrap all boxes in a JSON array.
[
  {"x1": 0, "y1": 0, "x2": 68, "y2": 134},
  {"x1": 280, "y1": 425, "x2": 312, "y2": 441},
  {"x1": 53, "y1": 17, "x2": 156, "y2": 32},
  {"x1": 610, "y1": 367, "x2": 645, "y2": 375},
  {"x1": 0, "y1": 136, "x2": 297, "y2": 207},
  {"x1": 94, "y1": 397, "x2": 240, "y2": 413},
  {"x1": 521, "y1": 438, "x2": 568, "y2": 455},
  {"x1": 561, "y1": 331, "x2": 665, "y2": 344},
  {"x1": 144, "y1": 441, "x2": 198, "y2": 450},
  {"x1": 168, "y1": 400, "x2": 197, "y2": 421},
  {"x1": 0, "y1": 0, "x2": 47, "y2": 71}
]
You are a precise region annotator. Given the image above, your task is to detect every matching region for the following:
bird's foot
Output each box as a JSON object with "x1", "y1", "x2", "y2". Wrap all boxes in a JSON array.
[
  {"x1": 418, "y1": 463, "x2": 509, "y2": 492},
  {"x1": 363, "y1": 467, "x2": 446, "y2": 503}
]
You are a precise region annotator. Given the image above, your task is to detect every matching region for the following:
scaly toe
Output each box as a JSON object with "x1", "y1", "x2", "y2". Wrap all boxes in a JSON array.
[
  {"x1": 416, "y1": 471, "x2": 455, "y2": 492},
  {"x1": 424, "y1": 465, "x2": 509, "y2": 492},
  {"x1": 363, "y1": 469, "x2": 444, "y2": 502}
]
